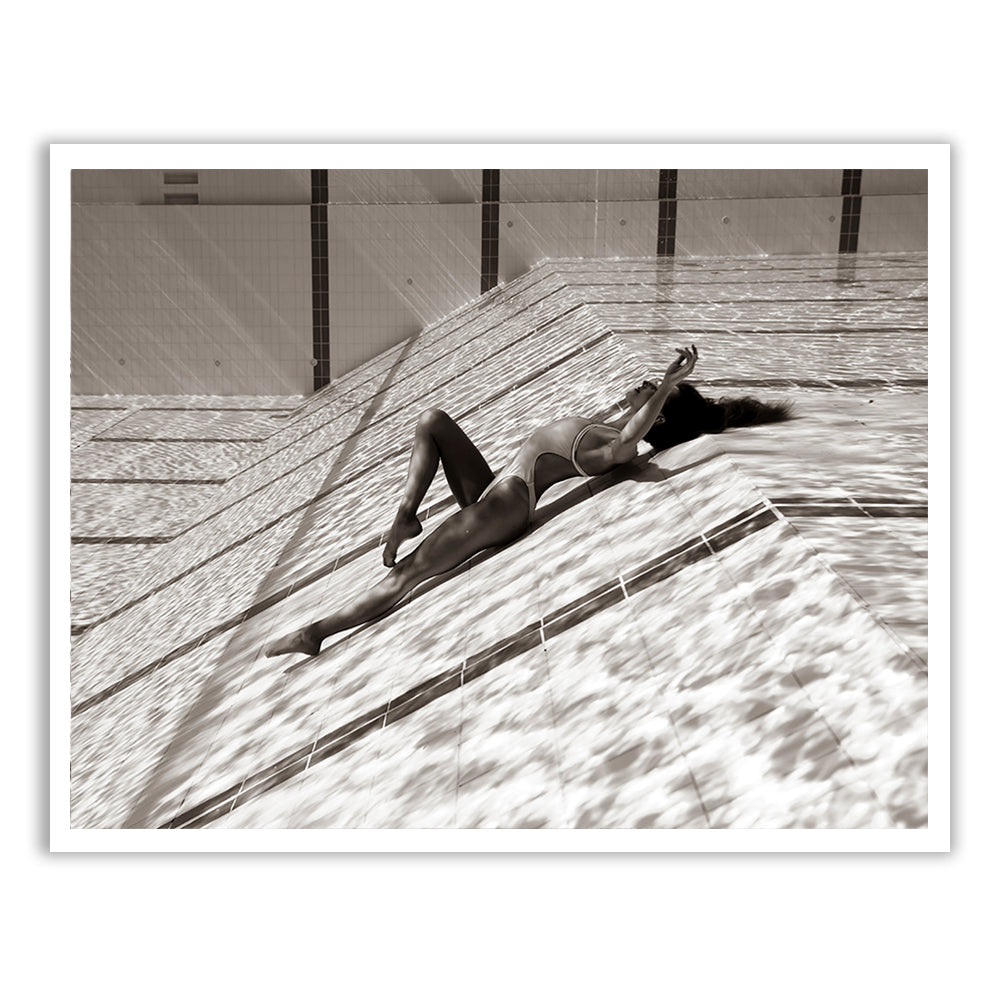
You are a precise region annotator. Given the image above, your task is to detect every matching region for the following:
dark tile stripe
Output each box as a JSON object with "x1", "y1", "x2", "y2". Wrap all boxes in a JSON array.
[
  {"x1": 159, "y1": 501, "x2": 777, "y2": 829},
  {"x1": 309, "y1": 711, "x2": 387, "y2": 767},
  {"x1": 613, "y1": 324, "x2": 925, "y2": 336},
  {"x1": 624, "y1": 540, "x2": 715, "y2": 594},
  {"x1": 541, "y1": 581, "x2": 626, "y2": 640},
  {"x1": 138, "y1": 407, "x2": 295, "y2": 413},
  {"x1": 481, "y1": 170, "x2": 500, "y2": 294},
  {"x1": 594, "y1": 295, "x2": 926, "y2": 306},
  {"x1": 778, "y1": 504, "x2": 868, "y2": 518},
  {"x1": 850, "y1": 495, "x2": 926, "y2": 507},
  {"x1": 564, "y1": 271, "x2": 926, "y2": 288},
  {"x1": 385, "y1": 669, "x2": 464, "y2": 726},
  {"x1": 704, "y1": 508, "x2": 779, "y2": 552},
  {"x1": 703, "y1": 501, "x2": 768, "y2": 538},
  {"x1": 311, "y1": 171, "x2": 330, "y2": 391},
  {"x1": 71, "y1": 478, "x2": 228, "y2": 485},
  {"x1": 839, "y1": 169, "x2": 863, "y2": 253},
  {"x1": 71, "y1": 536, "x2": 173, "y2": 545},
  {"x1": 92, "y1": 437, "x2": 264, "y2": 443},
  {"x1": 656, "y1": 169, "x2": 677, "y2": 256},
  {"x1": 772, "y1": 496, "x2": 928, "y2": 519}
]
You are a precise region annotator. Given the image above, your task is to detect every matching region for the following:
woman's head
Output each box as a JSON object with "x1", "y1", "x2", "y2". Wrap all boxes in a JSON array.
[
  {"x1": 625, "y1": 379, "x2": 660, "y2": 409},
  {"x1": 641, "y1": 382, "x2": 792, "y2": 452}
]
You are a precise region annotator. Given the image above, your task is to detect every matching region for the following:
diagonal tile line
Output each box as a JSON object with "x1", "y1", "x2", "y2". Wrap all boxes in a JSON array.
[
  {"x1": 71, "y1": 478, "x2": 229, "y2": 485},
  {"x1": 557, "y1": 270, "x2": 927, "y2": 286},
  {"x1": 772, "y1": 495, "x2": 928, "y2": 518},
  {"x1": 92, "y1": 436, "x2": 267, "y2": 443},
  {"x1": 581, "y1": 294, "x2": 929, "y2": 305},
  {"x1": 71, "y1": 535, "x2": 173, "y2": 545},
  {"x1": 135, "y1": 406, "x2": 297, "y2": 413},
  {"x1": 603, "y1": 323, "x2": 928, "y2": 335},
  {"x1": 75, "y1": 319, "x2": 615, "y2": 636},
  {"x1": 159, "y1": 502, "x2": 778, "y2": 829}
]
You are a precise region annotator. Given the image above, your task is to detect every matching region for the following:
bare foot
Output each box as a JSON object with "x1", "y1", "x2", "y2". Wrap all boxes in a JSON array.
[
  {"x1": 382, "y1": 510, "x2": 422, "y2": 566},
  {"x1": 265, "y1": 625, "x2": 321, "y2": 658}
]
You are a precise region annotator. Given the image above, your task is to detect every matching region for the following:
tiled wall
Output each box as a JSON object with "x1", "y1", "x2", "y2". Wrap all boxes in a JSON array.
[
  {"x1": 499, "y1": 200, "x2": 661, "y2": 281},
  {"x1": 70, "y1": 169, "x2": 929, "y2": 396},
  {"x1": 326, "y1": 203, "x2": 482, "y2": 377},
  {"x1": 71, "y1": 205, "x2": 312, "y2": 395}
]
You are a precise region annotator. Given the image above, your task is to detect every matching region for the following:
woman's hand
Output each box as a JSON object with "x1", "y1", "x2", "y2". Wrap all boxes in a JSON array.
[{"x1": 664, "y1": 344, "x2": 698, "y2": 385}]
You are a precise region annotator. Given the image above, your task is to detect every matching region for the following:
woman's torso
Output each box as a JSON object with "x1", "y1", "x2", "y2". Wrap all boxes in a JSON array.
[{"x1": 481, "y1": 417, "x2": 619, "y2": 511}]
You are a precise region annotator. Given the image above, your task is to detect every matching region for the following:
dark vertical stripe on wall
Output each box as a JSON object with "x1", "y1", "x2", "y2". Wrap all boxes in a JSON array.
[
  {"x1": 839, "y1": 169, "x2": 863, "y2": 253},
  {"x1": 311, "y1": 170, "x2": 330, "y2": 391},
  {"x1": 657, "y1": 169, "x2": 678, "y2": 256},
  {"x1": 481, "y1": 170, "x2": 500, "y2": 294}
]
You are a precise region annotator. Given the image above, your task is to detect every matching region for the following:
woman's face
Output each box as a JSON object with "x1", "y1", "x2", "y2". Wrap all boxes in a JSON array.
[{"x1": 626, "y1": 380, "x2": 658, "y2": 408}]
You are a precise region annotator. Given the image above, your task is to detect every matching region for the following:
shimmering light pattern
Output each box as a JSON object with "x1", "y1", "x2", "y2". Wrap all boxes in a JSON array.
[{"x1": 69, "y1": 253, "x2": 929, "y2": 831}]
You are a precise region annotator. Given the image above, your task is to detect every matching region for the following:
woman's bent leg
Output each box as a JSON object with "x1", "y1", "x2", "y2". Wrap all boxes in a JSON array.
[
  {"x1": 266, "y1": 483, "x2": 528, "y2": 657},
  {"x1": 383, "y1": 408, "x2": 494, "y2": 566}
]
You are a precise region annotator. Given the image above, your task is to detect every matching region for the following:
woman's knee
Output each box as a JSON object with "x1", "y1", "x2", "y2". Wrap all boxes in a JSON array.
[{"x1": 417, "y1": 408, "x2": 453, "y2": 434}]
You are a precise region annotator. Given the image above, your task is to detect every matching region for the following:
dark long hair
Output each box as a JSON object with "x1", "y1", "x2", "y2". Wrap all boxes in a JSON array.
[{"x1": 642, "y1": 382, "x2": 793, "y2": 452}]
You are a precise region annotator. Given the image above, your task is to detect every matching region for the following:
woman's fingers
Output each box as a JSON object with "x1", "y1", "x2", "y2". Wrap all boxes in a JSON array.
[{"x1": 666, "y1": 344, "x2": 698, "y2": 380}]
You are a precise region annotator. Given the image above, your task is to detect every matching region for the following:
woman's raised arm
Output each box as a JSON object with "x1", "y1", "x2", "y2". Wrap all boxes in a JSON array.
[{"x1": 604, "y1": 345, "x2": 699, "y2": 464}]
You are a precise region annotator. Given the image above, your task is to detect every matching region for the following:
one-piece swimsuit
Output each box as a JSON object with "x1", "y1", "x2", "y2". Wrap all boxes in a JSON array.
[{"x1": 478, "y1": 417, "x2": 607, "y2": 517}]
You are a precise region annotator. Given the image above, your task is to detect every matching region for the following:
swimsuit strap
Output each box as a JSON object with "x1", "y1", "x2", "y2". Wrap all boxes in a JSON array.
[{"x1": 570, "y1": 423, "x2": 605, "y2": 476}]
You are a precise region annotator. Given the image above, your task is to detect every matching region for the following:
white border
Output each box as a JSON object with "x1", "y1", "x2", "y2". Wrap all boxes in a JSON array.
[{"x1": 51, "y1": 144, "x2": 949, "y2": 853}]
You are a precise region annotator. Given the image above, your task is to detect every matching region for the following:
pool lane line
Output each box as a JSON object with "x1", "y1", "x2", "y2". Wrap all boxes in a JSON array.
[
  {"x1": 71, "y1": 478, "x2": 229, "y2": 485},
  {"x1": 158, "y1": 502, "x2": 779, "y2": 829},
  {"x1": 90, "y1": 437, "x2": 266, "y2": 443},
  {"x1": 71, "y1": 536, "x2": 173, "y2": 545}
]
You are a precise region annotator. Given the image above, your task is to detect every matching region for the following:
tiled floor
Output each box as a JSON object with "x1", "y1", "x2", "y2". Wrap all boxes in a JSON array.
[{"x1": 67, "y1": 253, "x2": 932, "y2": 834}]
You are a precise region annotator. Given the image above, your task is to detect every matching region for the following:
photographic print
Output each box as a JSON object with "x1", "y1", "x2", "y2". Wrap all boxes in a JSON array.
[{"x1": 53, "y1": 146, "x2": 946, "y2": 848}]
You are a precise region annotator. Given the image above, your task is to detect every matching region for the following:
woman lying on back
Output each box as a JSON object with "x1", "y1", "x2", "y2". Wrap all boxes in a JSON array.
[{"x1": 266, "y1": 345, "x2": 790, "y2": 658}]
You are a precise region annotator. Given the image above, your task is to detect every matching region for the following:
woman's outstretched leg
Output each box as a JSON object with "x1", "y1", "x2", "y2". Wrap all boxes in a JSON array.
[
  {"x1": 265, "y1": 481, "x2": 529, "y2": 658},
  {"x1": 382, "y1": 408, "x2": 494, "y2": 566}
]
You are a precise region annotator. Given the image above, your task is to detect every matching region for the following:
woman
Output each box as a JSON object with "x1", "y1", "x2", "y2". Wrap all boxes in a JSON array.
[{"x1": 265, "y1": 345, "x2": 789, "y2": 658}]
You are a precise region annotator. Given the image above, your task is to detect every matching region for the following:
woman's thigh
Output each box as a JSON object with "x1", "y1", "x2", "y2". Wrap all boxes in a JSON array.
[
  {"x1": 422, "y1": 409, "x2": 495, "y2": 507},
  {"x1": 402, "y1": 479, "x2": 529, "y2": 584}
]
